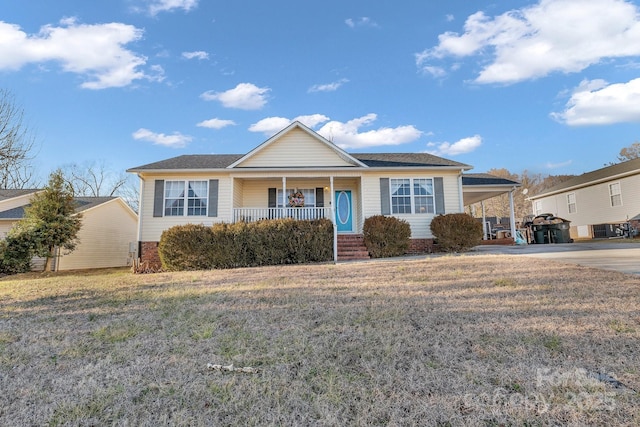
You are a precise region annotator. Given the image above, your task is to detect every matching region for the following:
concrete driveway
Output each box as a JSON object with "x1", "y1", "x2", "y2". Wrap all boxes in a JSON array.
[{"x1": 471, "y1": 241, "x2": 640, "y2": 276}]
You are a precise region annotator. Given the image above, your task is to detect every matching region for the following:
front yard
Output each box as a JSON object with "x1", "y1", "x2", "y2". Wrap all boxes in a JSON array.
[{"x1": 1, "y1": 256, "x2": 638, "y2": 425}]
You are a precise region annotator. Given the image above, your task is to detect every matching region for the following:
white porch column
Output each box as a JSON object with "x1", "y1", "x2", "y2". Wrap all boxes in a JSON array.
[
  {"x1": 509, "y1": 187, "x2": 517, "y2": 240},
  {"x1": 282, "y1": 177, "x2": 287, "y2": 212},
  {"x1": 330, "y1": 176, "x2": 337, "y2": 263},
  {"x1": 481, "y1": 200, "x2": 487, "y2": 240}
]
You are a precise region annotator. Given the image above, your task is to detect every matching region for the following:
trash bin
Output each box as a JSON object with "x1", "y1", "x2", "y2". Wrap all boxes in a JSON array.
[
  {"x1": 549, "y1": 222, "x2": 572, "y2": 243},
  {"x1": 532, "y1": 224, "x2": 549, "y2": 244}
]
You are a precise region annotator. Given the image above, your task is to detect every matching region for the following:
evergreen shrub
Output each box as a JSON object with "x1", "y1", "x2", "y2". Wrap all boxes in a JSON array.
[
  {"x1": 430, "y1": 213, "x2": 483, "y2": 252},
  {"x1": 363, "y1": 215, "x2": 411, "y2": 258},
  {"x1": 158, "y1": 218, "x2": 333, "y2": 271}
]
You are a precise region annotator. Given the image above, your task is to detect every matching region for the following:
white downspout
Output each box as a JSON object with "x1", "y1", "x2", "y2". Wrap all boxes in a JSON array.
[
  {"x1": 458, "y1": 170, "x2": 464, "y2": 213},
  {"x1": 509, "y1": 187, "x2": 517, "y2": 240},
  {"x1": 330, "y1": 176, "x2": 337, "y2": 263}
]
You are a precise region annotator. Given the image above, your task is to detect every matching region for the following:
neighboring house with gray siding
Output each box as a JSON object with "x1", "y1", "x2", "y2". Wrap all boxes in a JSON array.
[{"x1": 528, "y1": 158, "x2": 640, "y2": 239}]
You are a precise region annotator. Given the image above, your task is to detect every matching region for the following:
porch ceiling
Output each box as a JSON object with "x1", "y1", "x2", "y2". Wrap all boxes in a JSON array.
[{"x1": 462, "y1": 186, "x2": 516, "y2": 206}]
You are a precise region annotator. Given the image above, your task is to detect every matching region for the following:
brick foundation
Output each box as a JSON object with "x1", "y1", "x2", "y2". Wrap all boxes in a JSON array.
[
  {"x1": 140, "y1": 241, "x2": 161, "y2": 270},
  {"x1": 406, "y1": 238, "x2": 435, "y2": 254}
]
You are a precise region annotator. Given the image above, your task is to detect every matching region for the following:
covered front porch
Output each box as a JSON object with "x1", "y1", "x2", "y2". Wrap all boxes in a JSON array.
[{"x1": 230, "y1": 175, "x2": 362, "y2": 234}]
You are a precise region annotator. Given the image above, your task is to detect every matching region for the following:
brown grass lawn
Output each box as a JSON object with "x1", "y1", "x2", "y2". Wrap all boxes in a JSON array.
[{"x1": 1, "y1": 255, "x2": 639, "y2": 426}]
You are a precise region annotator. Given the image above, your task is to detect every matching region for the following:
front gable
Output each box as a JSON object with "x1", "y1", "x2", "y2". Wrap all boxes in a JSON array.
[{"x1": 229, "y1": 122, "x2": 366, "y2": 168}]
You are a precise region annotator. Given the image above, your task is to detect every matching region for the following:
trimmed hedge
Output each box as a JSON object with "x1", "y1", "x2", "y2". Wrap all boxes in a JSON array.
[
  {"x1": 158, "y1": 218, "x2": 333, "y2": 271},
  {"x1": 363, "y1": 215, "x2": 411, "y2": 258},
  {"x1": 430, "y1": 213, "x2": 483, "y2": 252}
]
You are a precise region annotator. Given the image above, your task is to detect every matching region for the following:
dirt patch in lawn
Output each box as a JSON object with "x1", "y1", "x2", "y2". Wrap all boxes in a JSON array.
[{"x1": 1, "y1": 255, "x2": 638, "y2": 425}]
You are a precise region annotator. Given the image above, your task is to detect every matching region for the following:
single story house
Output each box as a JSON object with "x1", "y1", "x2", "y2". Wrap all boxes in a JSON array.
[
  {"x1": 527, "y1": 157, "x2": 640, "y2": 239},
  {"x1": 127, "y1": 121, "x2": 520, "y2": 266},
  {"x1": 0, "y1": 190, "x2": 138, "y2": 271}
]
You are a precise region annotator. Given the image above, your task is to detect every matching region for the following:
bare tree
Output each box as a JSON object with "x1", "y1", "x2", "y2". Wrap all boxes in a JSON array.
[
  {"x1": 617, "y1": 141, "x2": 640, "y2": 162},
  {"x1": 62, "y1": 161, "x2": 139, "y2": 212},
  {"x1": 0, "y1": 89, "x2": 37, "y2": 188}
]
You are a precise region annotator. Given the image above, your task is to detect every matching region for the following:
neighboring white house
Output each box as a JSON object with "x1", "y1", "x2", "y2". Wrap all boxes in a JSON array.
[
  {"x1": 0, "y1": 190, "x2": 138, "y2": 271},
  {"x1": 127, "y1": 121, "x2": 518, "y2": 265},
  {"x1": 528, "y1": 158, "x2": 640, "y2": 239}
]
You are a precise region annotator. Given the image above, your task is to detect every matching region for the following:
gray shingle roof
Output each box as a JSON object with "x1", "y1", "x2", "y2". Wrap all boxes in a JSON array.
[
  {"x1": 0, "y1": 189, "x2": 39, "y2": 200},
  {"x1": 353, "y1": 153, "x2": 470, "y2": 168},
  {"x1": 128, "y1": 154, "x2": 244, "y2": 171},
  {"x1": 128, "y1": 153, "x2": 470, "y2": 171},
  {"x1": 462, "y1": 173, "x2": 520, "y2": 186},
  {"x1": 0, "y1": 196, "x2": 118, "y2": 220},
  {"x1": 530, "y1": 157, "x2": 640, "y2": 198}
]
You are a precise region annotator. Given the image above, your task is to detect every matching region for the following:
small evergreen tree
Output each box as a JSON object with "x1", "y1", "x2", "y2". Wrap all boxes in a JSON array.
[{"x1": 10, "y1": 170, "x2": 82, "y2": 271}]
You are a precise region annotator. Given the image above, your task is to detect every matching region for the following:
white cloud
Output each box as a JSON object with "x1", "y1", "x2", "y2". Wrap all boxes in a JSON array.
[
  {"x1": 308, "y1": 78, "x2": 349, "y2": 93},
  {"x1": 182, "y1": 51, "x2": 209, "y2": 60},
  {"x1": 416, "y1": 0, "x2": 640, "y2": 84},
  {"x1": 132, "y1": 128, "x2": 192, "y2": 148},
  {"x1": 0, "y1": 19, "x2": 158, "y2": 89},
  {"x1": 249, "y1": 114, "x2": 330, "y2": 134},
  {"x1": 147, "y1": 0, "x2": 198, "y2": 16},
  {"x1": 545, "y1": 159, "x2": 573, "y2": 169},
  {"x1": 201, "y1": 83, "x2": 270, "y2": 110},
  {"x1": 317, "y1": 114, "x2": 422, "y2": 149},
  {"x1": 345, "y1": 17, "x2": 379, "y2": 28},
  {"x1": 196, "y1": 118, "x2": 236, "y2": 129},
  {"x1": 446, "y1": 14, "x2": 455, "y2": 22},
  {"x1": 426, "y1": 135, "x2": 482, "y2": 156},
  {"x1": 551, "y1": 78, "x2": 640, "y2": 125},
  {"x1": 249, "y1": 114, "x2": 421, "y2": 149}
]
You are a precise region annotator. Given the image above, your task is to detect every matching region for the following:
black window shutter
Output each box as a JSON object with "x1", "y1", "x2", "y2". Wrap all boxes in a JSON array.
[
  {"x1": 208, "y1": 179, "x2": 219, "y2": 217},
  {"x1": 315, "y1": 188, "x2": 324, "y2": 207},
  {"x1": 153, "y1": 180, "x2": 164, "y2": 217},
  {"x1": 268, "y1": 188, "x2": 277, "y2": 208},
  {"x1": 434, "y1": 177, "x2": 445, "y2": 215},
  {"x1": 380, "y1": 178, "x2": 390, "y2": 215}
]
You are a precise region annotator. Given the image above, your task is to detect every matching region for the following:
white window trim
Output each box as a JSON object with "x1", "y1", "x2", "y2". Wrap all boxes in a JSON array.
[
  {"x1": 277, "y1": 188, "x2": 316, "y2": 208},
  {"x1": 534, "y1": 200, "x2": 543, "y2": 216},
  {"x1": 609, "y1": 182, "x2": 623, "y2": 207},
  {"x1": 164, "y1": 180, "x2": 209, "y2": 217},
  {"x1": 567, "y1": 192, "x2": 576, "y2": 214},
  {"x1": 389, "y1": 178, "x2": 435, "y2": 215}
]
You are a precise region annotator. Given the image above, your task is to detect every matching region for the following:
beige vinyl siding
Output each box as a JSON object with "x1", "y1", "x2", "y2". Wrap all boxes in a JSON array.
[
  {"x1": 361, "y1": 171, "x2": 462, "y2": 239},
  {"x1": 139, "y1": 174, "x2": 232, "y2": 242},
  {"x1": 238, "y1": 128, "x2": 355, "y2": 168},
  {"x1": 56, "y1": 199, "x2": 137, "y2": 270},
  {"x1": 240, "y1": 179, "x2": 331, "y2": 207},
  {"x1": 0, "y1": 220, "x2": 14, "y2": 239},
  {"x1": 533, "y1": 174, "x2": 640, "y2": 229}
]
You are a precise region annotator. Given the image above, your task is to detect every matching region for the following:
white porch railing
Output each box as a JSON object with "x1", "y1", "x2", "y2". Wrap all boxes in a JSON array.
[{"x1": 233, "y1": 207, "x2": 331, "y2": 223}]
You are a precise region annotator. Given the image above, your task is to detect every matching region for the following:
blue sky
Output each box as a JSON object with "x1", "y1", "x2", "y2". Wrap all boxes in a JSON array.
[{"x1": 2, "y1": 0, "x2": 640, "y2": 182}]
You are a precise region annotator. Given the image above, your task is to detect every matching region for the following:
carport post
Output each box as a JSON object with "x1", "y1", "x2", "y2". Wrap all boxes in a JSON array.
[
  {"x1": 481, "y1": 200, "x2": 487, "y2": 240},
  {"x1": 509, "y1": 188, "x2": 517, "y2": 239}
]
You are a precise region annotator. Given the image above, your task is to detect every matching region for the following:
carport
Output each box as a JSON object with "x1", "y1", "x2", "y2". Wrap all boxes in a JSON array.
[{"x1": 462, "y1": 173, "x2": 521, "y2": 240}]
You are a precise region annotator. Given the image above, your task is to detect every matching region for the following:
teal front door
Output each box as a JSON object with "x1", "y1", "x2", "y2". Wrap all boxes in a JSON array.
[{"x1": 335, "y1": 190, "x2": 353, "y2": 232}]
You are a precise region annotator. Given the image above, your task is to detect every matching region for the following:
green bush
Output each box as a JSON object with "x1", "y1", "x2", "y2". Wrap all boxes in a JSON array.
[
  {"x1": 430, "y1": 213, "x2": 483, "y2": 252},
  {"x1": 363, "y1": 215, "x2": 411, "y2": 258},
  {"x1": 158, "y1": 224, "x2": 216, "y2": 271},
  {"x1": 0, "y1": 230, "x2": 37, "y2": 275},
  {"x1": 158, "y1": 218, "x2": 333, "y2": 271}
]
